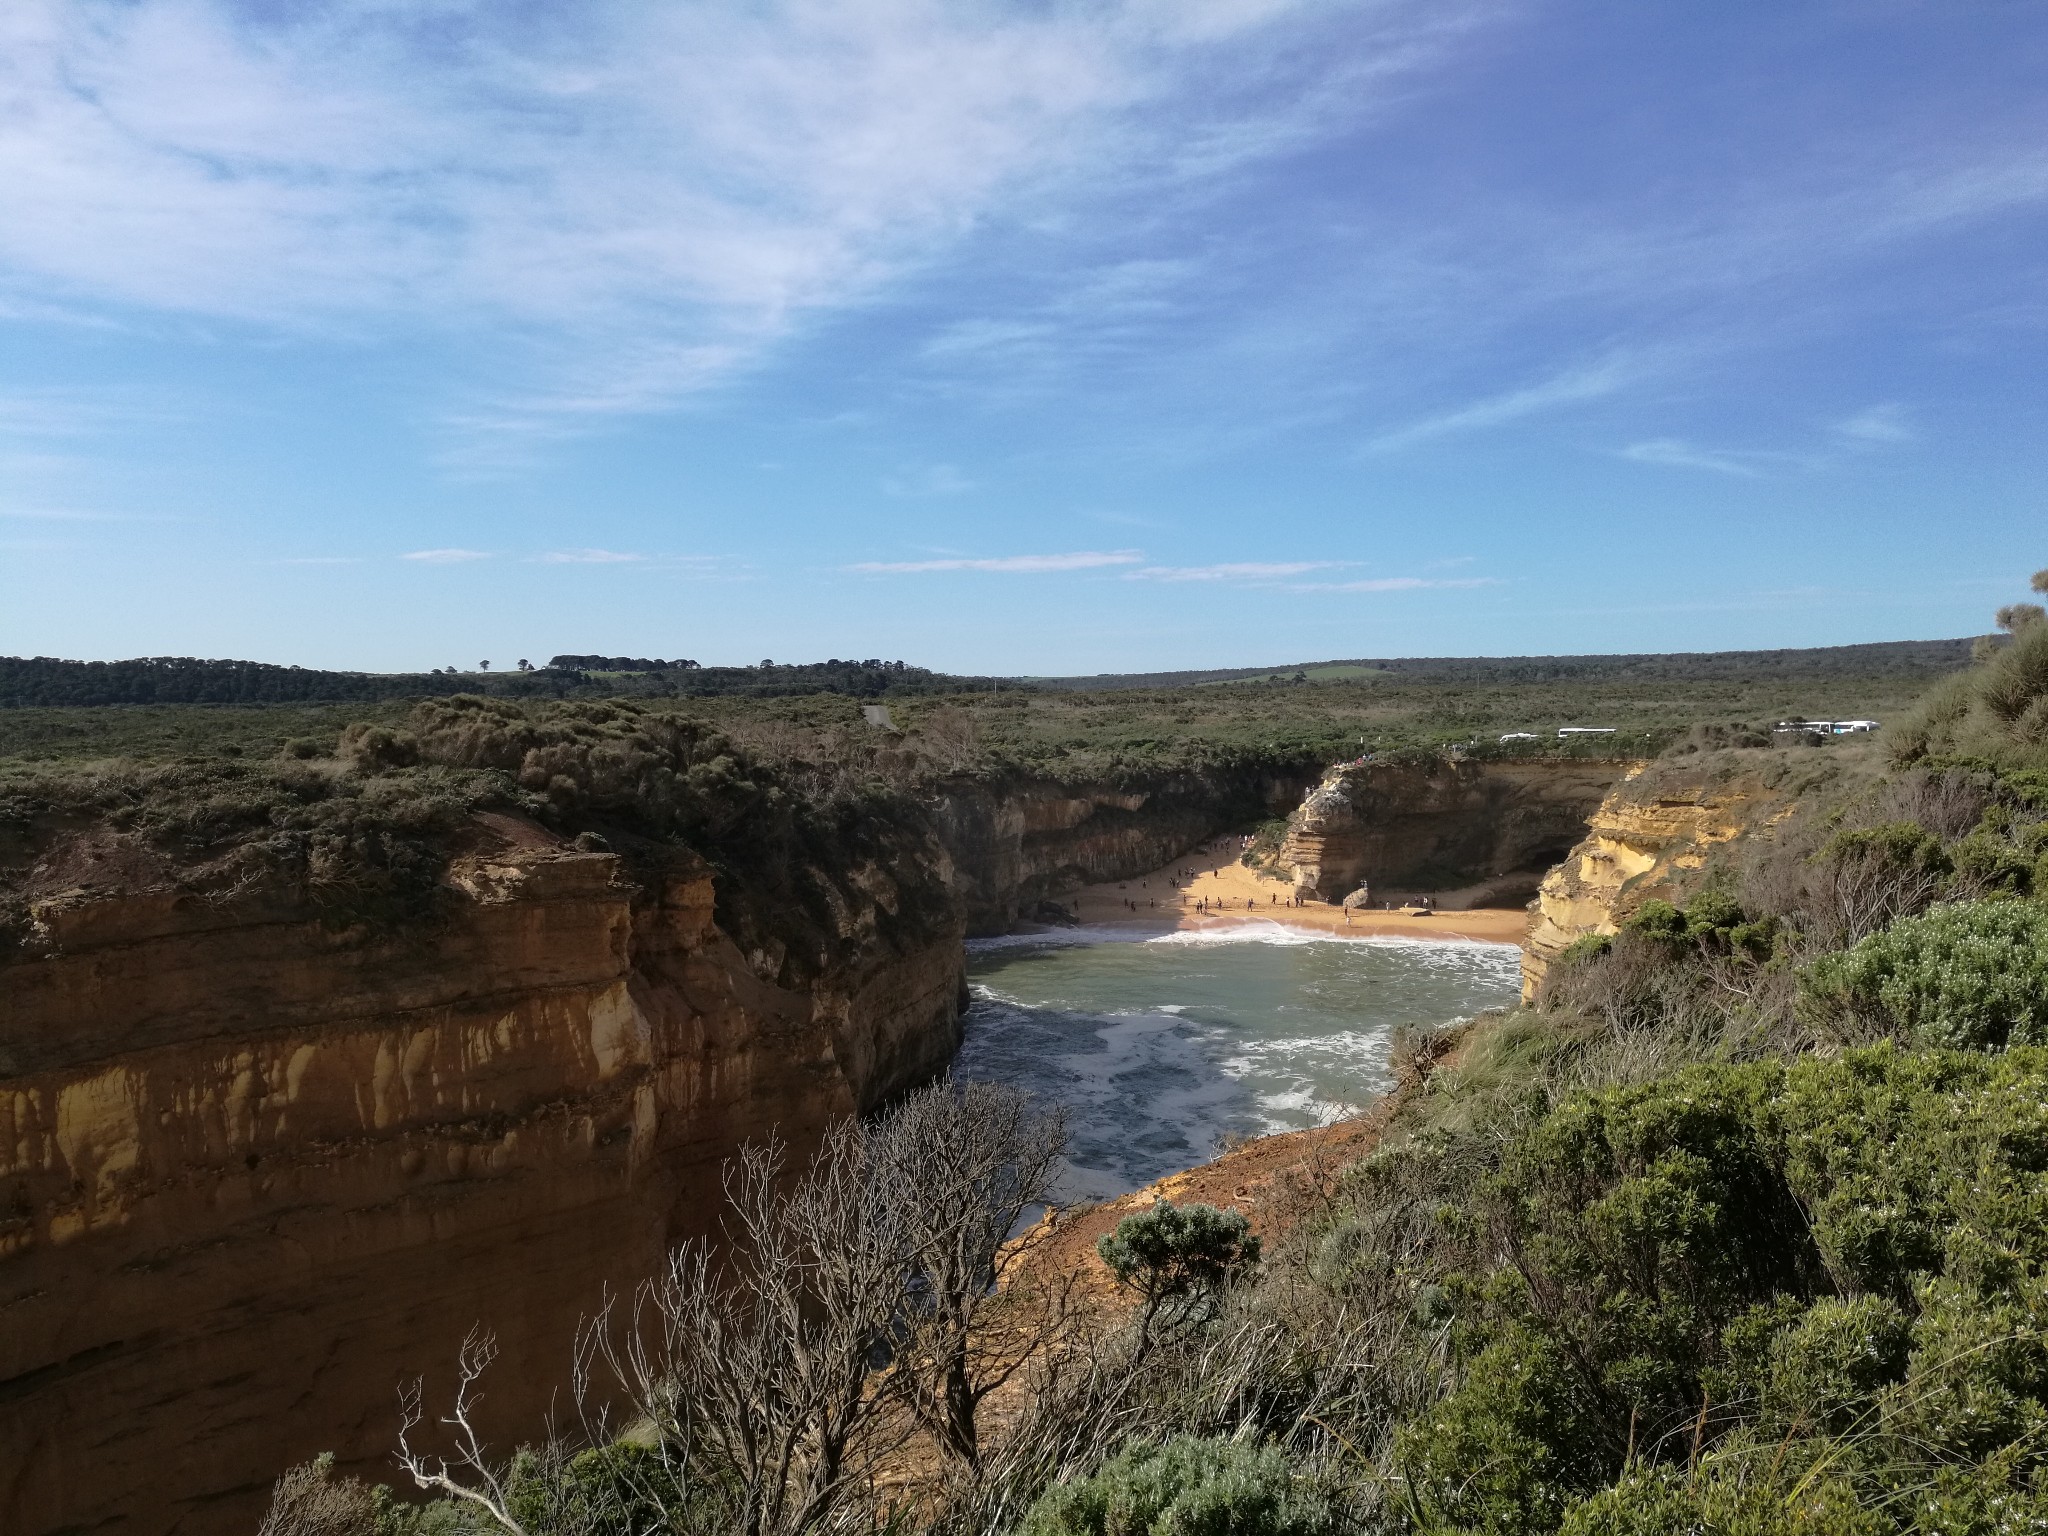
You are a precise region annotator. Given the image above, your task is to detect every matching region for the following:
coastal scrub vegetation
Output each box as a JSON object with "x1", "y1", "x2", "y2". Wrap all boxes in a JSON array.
[
  {"x1": 245, "y1": 569, "x2": 2048, "y2": 1536},
  {"x1": 0, "y1": 654, "x2": 1015, "y2": 708},
  {"x1": 3, "y1": 633, "x2": 1967, "y2": 788}
]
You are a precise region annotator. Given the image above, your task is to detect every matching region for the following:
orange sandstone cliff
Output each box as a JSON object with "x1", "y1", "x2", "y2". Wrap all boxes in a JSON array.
[
  {"x1": 1520, "y1": 757, "x2": 1804, "y2": 1000},
  {"x1": 0, "y1": 816, "x2": 962, "y2": 1535},
  {"x1": 1277, "y1": 755, "x2": 1634, "y2": 906},
  {"x1": 0, "y1": 754, "x2": 1323, "y2": 1535}
]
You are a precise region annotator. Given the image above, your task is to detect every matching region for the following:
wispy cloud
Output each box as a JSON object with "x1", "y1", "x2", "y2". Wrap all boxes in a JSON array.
[
  {"x1": 0, "y1": 0, "x2": 1476, "y2": 451},
  {"x1": 882, "y1": 464, "x2": 976, "y2": 498},
  {"x1": 1619, "y1": 405, "x2": 1915, "y2": 478},
  {"x1": 850, "y1": 550, "x2": 1143, "y2": 574},
  {"x1": 1127, "y1": 561, "x2": 1337, "y2": 582},
  {"x1": 1291, "y1": 576, "x2": 1502, "y2": 592},
  {"x1": 537, "y1": 548, "x2": 643, "y2": 564},
  {"x1": 1834, "y1": 402, "x2": 1915, "y2": 444},
  {"x1": 1367, "y1": 357, "x2": 1637, "y2": 452},
  {"x1": 1617, "y1": 439, "x2": 1772, "y2": 477},
  {"x1": 402, "y1": 548, "x2": 491, "y2": 563}
]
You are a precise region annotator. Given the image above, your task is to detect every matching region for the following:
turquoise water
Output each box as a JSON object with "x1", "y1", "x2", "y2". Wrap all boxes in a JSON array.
[{"x1": 959, "y1": 922, "x2": 1521, "y2": 1200}]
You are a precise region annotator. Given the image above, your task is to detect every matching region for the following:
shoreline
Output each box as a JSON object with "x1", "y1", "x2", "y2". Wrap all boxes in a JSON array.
[{"x1": 1045, "y1": 839, "x2": 1530, "y2": 947}]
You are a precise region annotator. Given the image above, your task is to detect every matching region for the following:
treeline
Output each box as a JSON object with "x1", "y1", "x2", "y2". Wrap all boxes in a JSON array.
[
  {"x1": 0, "y1": 654, "x2": 1022, "y2": 708},
  {"x1": 1048, "y1": 636, "x2": 1980, "y2": 690}
]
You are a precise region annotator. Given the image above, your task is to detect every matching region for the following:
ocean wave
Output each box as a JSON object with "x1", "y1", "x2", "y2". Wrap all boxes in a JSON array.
[
  {"x1": 966, "y1": 919, "x2": 1519, "y2": 957},
  {"x1": 1142, "y1": 921, "x2": 1516, "y2": 956}
]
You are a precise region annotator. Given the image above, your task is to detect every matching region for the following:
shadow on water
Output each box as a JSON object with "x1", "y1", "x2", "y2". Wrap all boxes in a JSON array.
[{"x1": 957, "y1": 926, "x2": 1521, "y2": 1201}]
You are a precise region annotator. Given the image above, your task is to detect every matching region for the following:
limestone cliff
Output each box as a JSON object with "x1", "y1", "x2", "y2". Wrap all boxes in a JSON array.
[
  {"x1": 0, "y1": 747, "x2": 1323, "y2": 1535},
  {"x1": 1520, "y1": 758, "x2": 1797, "y2": 999},
  {"x1": 0, "y1": 816, "x2": 961, "y2": 1536},
  {"x1": 932, "y1": 766, "x2": 1316, "y2": 934},
  {"x1": 1277, "y1": 756, "x2": 1633, "y2": 906}
]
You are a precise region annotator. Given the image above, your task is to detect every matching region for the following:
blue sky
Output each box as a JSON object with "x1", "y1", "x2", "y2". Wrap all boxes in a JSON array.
[{"x1": 0, "y1": 0, "x2": 2042, "y2": 674}]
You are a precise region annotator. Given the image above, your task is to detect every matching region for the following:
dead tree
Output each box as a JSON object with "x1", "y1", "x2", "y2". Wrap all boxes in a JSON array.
[
  {"x1": 595, "y1": 1128, "x2": 907, "y2": 1536},
  {"x1": 396, "y1": 1328, "x2": 530, "y2": 1535},
  {"x1": 870, "y1": 1080, "x2": 1070, "y2": 1467}
]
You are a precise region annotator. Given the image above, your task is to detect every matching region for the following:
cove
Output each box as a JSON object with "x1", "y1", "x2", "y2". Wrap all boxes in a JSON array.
[{"x1": 958, "y1": 923, "x2": 1521, "y2": 1201}]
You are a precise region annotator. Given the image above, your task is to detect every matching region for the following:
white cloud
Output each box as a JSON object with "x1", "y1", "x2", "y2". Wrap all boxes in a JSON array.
[
  {"x1": 1367, "y1": 357, "x2": 1637, "y2": 452},
  {"x1": 402, "y1": 548, "x2": 491, "y2": 563},
  {"x1": 850, "y1": 550, "x2": 1143, "y2": 573},
  {"x1": 0, "y1": 0, "x2": 1469, "y2": 446},
  {"x1": 537, "y1": 548, "x2": 643, "y2": 564},
  {"x1": 881, "y1": 464, "x2": 976, "y2": 497},
  {"x1": 1291, "y1": 576, "x2": 1502, "y2": 592},
  {"x1": 1834, "y1": 402, "x2": 1915, "y2": 444},
  {"x1": 1617, "y1": 439, "x2": 1768, "y2": 477},
  {"x1": 0, "y1": 505, "x2": 130, "y2": 520},
  {"x1": 1127, "y1": 561, "x2": 1336, "y2": 581}
]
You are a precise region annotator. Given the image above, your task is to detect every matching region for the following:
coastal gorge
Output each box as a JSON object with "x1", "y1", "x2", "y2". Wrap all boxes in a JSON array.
[
  {"x1": 0, "y1": 707, "x2": 1321, "y2": 1536},
  {"x1": 0, "y1": 668, "x2": 1964, "y2": 1535}
]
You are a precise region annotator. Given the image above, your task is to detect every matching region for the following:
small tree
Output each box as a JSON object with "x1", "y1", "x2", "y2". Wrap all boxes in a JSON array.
[
  {"x1": 479, "y1": 659, "x2": 492, "y2": 671},
  {"x1": 1096, "y1": 1199, "x2": 1261, "y2": 1353},
  {"x1": 868, "y1": 1080, "x2": 1069, "y2": 1466}
]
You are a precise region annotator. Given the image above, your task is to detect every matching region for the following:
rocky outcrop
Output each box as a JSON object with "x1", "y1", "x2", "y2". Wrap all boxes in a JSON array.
[
  {"x1": 931, "y1": 767, "x2": 1316, "y2": 935},
  {"x1": 0, "y1": 818, "x2": 962, "y2": 1536},
  {"x1": 1278, "y1": 756, "x2": 1633, "y2": 906},
  {"x1": 1520, "y1": 758, "x2": 1796, "y2": 999}
]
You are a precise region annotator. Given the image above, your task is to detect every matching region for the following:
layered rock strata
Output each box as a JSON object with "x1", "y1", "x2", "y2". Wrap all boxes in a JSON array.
[
  {"x1": 0, "y1": 820, "x2": 961, "y2": 1536},
  {"x1": 0, "y1": 753, "x2": 1329, "y2": 1535},
  {"x1": 1520, "y1": 759, "x2": 1795, "y2": 999},
  {"x1": 932, "y1": 767, "x2": 1316, "y2": 934},
  {"x1": 1277, "y1": 757, "x2": 1633, "y2": 907}
]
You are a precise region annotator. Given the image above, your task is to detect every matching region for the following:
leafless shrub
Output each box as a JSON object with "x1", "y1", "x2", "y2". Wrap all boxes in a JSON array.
[
  {"x1": 870, "y1": 1081, "x2": 1071, "y2": 1467},
  {"x1": 589, "y1": 1129, "x2": 907, "y2": 1536},
  {"x1": 1867, "y1": 767, "x2": 1992, "y2": 842},
  {"x1": 915, "y1": 708, "x2": 984, "y2": 775},
  {"x1": 256, "y1": 1454, "x2": 381, "y2": 1536},
  {"x1": 379, "y1": 1083, "x2": 1072, "y2": 1535}
]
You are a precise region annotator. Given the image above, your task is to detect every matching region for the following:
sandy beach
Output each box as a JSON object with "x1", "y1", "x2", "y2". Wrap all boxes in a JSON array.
[{"x1": 1058, "y1": 839, "x2": 1529, "y2": 945}]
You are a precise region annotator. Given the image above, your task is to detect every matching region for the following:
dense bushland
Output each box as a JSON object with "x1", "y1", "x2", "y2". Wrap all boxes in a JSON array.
[
  {"x1": 0, "y1": 694, "x2": 965, "y2": 975},
  {"x1": 0, "y1": 654, "x2": 1012, "y2": 708}
]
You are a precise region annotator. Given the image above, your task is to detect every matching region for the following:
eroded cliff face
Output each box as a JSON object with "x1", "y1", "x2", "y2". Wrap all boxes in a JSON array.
[
  {"x1": 931, "y1": 767, "x2": 1316, "y2": 934},
  {"x1": 0, "y1": 750, "x2": 1327, "y2": 1535},
  {"x1": 0, "y1": 817, "x2": 962, "y2": 1536},
  {"x1": 1520, "y1": 759, "x2": 1796, "y2": 999},
  {"x1": 1277, "y1": 757, "x2": 1634, "y2": 906}
]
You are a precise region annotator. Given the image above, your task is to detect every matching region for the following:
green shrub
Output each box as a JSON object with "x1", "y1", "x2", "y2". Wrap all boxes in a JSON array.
[
  {"x1": 1556, "y1": 1464, "x2": 1883, "y2": 1536},
  {"x1": 1556, "y1": 933, "x2": 1615, "y2": 968},
  {"x1": 1800, "y1": 901, "x2": 2048, "y2": 1050},
  {"x1": 1098, "y1": 1200, "x2": 1261, "y2": 1345},
  {"x1": 1398, "y1": 1328, "x2": 1612, "y2": 1536},
  {"x1": 1625, "y1": 893, "x2": 1777, "y2": 960},
  {"x1": 1020, "y1": 1435, "x2": 1333, "y2": 1536},
  {"x1": 1765, "y1": 1295, "x2": 1911, "y2": 1434}
]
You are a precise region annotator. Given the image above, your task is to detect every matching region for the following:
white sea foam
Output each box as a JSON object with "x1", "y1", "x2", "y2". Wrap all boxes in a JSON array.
[
  {"x1": 958, "y1": 916, "x2": 1520, "y2": 1197},
  {"x1": 964, "y1": 925, "x2": 1162, "y2": 954},
  {"x1": 1144, "y1": 921, "x2": 1516, "y2": 958},
  {"x1": 967, "y1": 919, "x2": 1518, "y2": 958}
]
